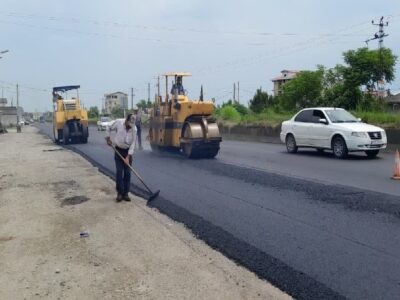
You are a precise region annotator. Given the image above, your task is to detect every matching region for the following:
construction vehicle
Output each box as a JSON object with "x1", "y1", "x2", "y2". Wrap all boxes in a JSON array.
[
  {"x1": 52, "y1": 85, "x2": 89, "y2": 144},
  {"x1": 149, "y1": 72, "x2": 222, "y2": 158}
]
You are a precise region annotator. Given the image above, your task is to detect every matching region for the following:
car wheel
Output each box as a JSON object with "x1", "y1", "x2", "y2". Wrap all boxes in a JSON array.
[
  {"x1": 332, "y1": 136, "x2": 348, "y2": 159},
  {"x1": 365, "y1": 150, "x2": 379, "y2": 158},
  {"x1": 286, "y1": 134, "x2": 298, "y2": 153}
]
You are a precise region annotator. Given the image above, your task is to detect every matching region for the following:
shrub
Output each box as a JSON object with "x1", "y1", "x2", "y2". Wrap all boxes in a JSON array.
[{"x1": 219, "y1": 105, "x2": 241, "y2": 122}]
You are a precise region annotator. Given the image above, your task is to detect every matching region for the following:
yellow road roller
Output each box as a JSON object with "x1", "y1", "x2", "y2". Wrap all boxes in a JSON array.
[
  {"x1": 149, "y1": 72, "x2": 222, "y2": 158},
  {"x1": 52, "y1": 85, "x2": 89, "y2": 144}
]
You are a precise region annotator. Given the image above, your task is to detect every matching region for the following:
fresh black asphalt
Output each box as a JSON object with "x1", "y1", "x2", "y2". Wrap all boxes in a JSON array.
[{"x1": 38, "y1": 124, "x2": 400, "y2": 300}]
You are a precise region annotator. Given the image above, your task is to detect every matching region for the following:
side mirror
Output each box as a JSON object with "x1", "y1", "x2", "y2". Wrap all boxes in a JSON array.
[
  {"x1": 319, "y1": 118, "x2": 328, "y2": 125},
  {"x1": 357, "y1": 118, "x2": 361, "y2": 122}
]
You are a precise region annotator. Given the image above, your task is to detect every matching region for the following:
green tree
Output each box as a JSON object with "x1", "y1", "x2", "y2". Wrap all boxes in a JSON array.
[
  {"x1": 320, "y1": 48, "x2": 397, "y2": 110},
  {"x1": 279, "y1": 68, "x2": 324, "y2": 110},
  {"x1": 232, "y1": 102, "x2": 249, "y2": 115},
  {"x1": 136, "y1": 99, "x2": 153, "y2": 110},
  {"x1": 200, "y1": 85, "x2": 204, "y2": 101},
  {"x1": 249, "y1": 89, "x2": 269, "y2": 113},
  {"x1": 88, "y1": 106, "x2": 99, "y2": 119},
  {"x1": 111, "y1": 105, "x2": 124, "y2": 118},
  {"x1": 342, "y1": 47, "x2": 397, "y2": 92}
]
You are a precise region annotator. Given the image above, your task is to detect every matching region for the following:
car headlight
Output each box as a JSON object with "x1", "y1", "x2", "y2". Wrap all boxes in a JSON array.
[{"x1": 351, "y1": 132, "x2": 368, "y2": 138}]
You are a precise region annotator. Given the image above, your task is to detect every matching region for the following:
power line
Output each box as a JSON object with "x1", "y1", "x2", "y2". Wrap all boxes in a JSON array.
[
  {"x1": 0, "y1": 10, "x2": 373, "y2": 38},
  {"x1": 195, "y1": 20, "x2": 372, "y2": 76}
]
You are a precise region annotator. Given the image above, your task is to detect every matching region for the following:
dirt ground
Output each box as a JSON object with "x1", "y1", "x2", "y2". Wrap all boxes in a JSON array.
[{"x1": 0, "y1": 127, "x2": 291, "y2": 300}]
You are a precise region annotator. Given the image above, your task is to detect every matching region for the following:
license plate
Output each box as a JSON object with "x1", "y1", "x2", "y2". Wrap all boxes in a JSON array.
[{"x1": 371, "y1": 140, "x2": 382, "y2": 145}]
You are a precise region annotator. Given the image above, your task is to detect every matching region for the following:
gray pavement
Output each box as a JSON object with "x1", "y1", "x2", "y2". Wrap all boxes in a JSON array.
[{"x1": 38, "y1": 124, "x2": 400, "y2": 300}]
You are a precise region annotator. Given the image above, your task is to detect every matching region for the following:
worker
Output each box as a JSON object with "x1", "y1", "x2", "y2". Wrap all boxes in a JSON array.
[
  {"x1": 134, "y1": 107, "x2": 143, "y2": 150},
  {"x1": 170, "y1": 76, "x2": 185, "y2": 96},
  {"x1": 105, "y1": 113, "x2": 137, "y2": 202},
  {"x1": 52, "y1": 91, "x2": 63, "y2": 102}
]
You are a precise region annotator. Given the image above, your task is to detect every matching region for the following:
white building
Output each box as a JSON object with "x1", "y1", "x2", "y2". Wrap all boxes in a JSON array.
[
  {"x1": 104, "y1": 92, "x2": 128, "y2": 114},
  {"x1": 0, "y1": 106, "x2": 18, "y2": 126},
  {"x1": 271, "y1": 70, "x2": 299, "y2": 96}
]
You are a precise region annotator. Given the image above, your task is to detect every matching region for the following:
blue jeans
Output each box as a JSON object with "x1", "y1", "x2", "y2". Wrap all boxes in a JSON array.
[{"x1": 114, "y1": 147, "x2": 132, "y2": 195}]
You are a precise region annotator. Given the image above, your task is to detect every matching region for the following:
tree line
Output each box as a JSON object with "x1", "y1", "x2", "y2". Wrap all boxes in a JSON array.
[
  {"x1": 88, "y1": 99, "x2": 153, "y2": 119},
  {"x1": 220, "y1": 47, "x2": 397, "y2": 117}
]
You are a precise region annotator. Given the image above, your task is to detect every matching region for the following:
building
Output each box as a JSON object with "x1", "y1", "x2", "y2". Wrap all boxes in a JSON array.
[
  {"x1": 104, "y1": 92, "x2": 128, "y2": 114},
  {"x1": 0, "y1": 98, "x2": 7, "y2": 107},
  {"x1": 0, "y1": 106, "x2": 18, "y2": 126},
  {"x1": 386, "y1": 92, "x2": 400, "y2": 110},
  {"x1": 271, "y1": 70, "x2": 300, "y2": 96}
]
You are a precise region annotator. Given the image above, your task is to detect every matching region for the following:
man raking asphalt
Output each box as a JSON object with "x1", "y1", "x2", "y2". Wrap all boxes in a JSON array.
[
  {"x1": 106, "y1": 113, "x2": 160, "y2": 202},
  {"x1": 111, "y1": 143, "x2": 160, "y2": 201}
]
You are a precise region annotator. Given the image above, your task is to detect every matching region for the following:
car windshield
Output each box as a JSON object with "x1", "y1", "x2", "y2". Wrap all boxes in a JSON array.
[
  {"x1": 101, "y1": 117, "x2": 111, "y2": 122},
  {"x1": 324, "y1": 109, "x2": 358, "y2": 123}
]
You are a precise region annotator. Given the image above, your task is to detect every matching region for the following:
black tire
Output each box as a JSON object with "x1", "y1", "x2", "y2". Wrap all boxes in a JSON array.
[
  {"x1": 285, "y1": 134, "x2": 298, "y2": 153},
  {"x1": 332, "y1": 136, "x2": 348, "y2": 159},
  {"x1": 63, "y1": 124, "x2": 70, "y2": 145},
  {"x1": 81, "y1": 125, "x2": 89, "y2": 144},
  {"x1": 365, "y1": 150, "x2": 379, "y2": 158}
]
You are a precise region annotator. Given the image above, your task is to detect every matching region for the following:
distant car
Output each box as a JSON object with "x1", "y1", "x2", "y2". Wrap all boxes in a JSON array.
[
  {"x1": 280, "y1": 107, "x2": 387, "y2": 158},
  {"x1": 97, "y1": 116, "x2": 113, "y2": 131}
]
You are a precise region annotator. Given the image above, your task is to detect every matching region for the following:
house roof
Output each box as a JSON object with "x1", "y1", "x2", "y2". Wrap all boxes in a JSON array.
[
  {"x1": 163, "y1": 72, "x2": 192, "y2": 77},
  {"x1": 271, "y1": 70, "x2": 299, "y2": 82},
  {"x1": 386, "y1": 92, "x2": 400, "y2": 103},
  {"x1": 105, "y1": 92, "x2": 128, "y2": 96}
]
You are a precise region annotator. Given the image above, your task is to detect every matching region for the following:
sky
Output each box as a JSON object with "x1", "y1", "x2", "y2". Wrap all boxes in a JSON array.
[{"x1": 0, "y1": 0, "x2": 399, "y2": 112}]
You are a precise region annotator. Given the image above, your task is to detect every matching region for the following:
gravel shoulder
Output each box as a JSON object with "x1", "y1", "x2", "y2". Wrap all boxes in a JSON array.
[{"x1": 0, "y1": 127, "x2": 290, "y2": 300}]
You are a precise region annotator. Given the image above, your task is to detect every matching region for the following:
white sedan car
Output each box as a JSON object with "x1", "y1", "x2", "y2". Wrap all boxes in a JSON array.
[
  {"x1": 280, "y1": 107, "x2": 387, "y2": 158},
  {"x1": 97, "y1": 116, "x2": 113, "y2": 131}
]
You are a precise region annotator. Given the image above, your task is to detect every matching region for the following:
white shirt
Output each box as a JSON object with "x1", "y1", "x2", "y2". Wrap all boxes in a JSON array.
[{"x1": 105, "y1": 119, "x2": 137, "y2": 156}]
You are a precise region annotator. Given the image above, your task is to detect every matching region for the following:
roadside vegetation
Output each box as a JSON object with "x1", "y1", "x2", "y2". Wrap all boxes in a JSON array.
[
  {"x1": 215, "y1": 47, "x2": 400, "y2": 128},
  {"x1": 86, "y1": 99, "x2": 153, "y2": 124}
]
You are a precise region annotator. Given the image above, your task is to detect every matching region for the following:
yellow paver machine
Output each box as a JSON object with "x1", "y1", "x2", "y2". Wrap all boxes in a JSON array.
[
  {"x1": 149, "y1": 72, "x2": 222, "y2": 158},
  {"x1": 52, "y1": 85, "x2": 89, "y2": 145}
]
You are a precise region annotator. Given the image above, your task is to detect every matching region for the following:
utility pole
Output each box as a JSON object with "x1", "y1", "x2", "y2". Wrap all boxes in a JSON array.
[
  {"x1": 147, "y1": 82, "x2": 150, "y2": 102},
  {"x1": 157, "y1": 76, "x2": 160, "y2": 98},
  {"x1": 237, "y1": 81, "x2": 240, "y2": 104},
  {"x1": 16, "y1": 84, "x2": 19, "y2": 114},
  {"x1": 131, "y1": 87, "x2": 134, "y2": 110},
  {"x1": 16, "y1": 84, "x2": 20, "y2": 132},
  {"x1": 233, "y1": 83, "x2": 236, "y2": 102},
  {"x1": 365, "y1": 16, "x2": 389, "y2": 97}
]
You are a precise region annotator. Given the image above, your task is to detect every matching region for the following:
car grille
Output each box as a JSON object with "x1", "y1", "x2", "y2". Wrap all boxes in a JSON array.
[{"x1": 368, "y1": 132, "x2": 382, "y2": 139}]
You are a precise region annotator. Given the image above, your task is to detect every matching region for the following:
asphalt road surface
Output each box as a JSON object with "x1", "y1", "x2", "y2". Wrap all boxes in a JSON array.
[{"x1": 38, "y1": 124, "x2": 400, "y2": 300}]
